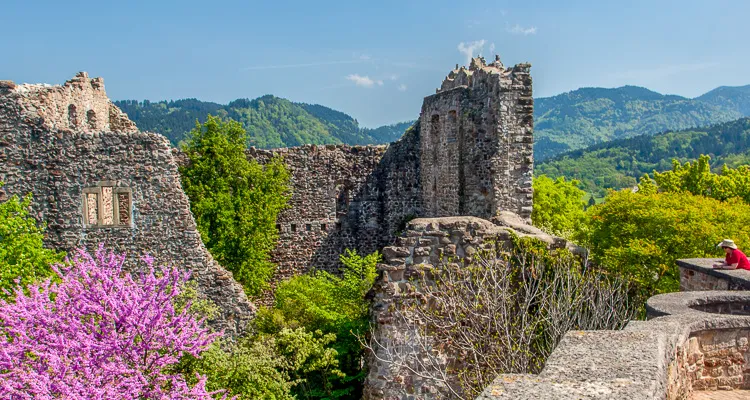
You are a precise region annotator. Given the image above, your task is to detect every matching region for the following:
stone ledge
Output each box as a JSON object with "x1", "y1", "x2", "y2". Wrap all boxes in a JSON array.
[
  {"x1": 478, "y1": 291, "x2": 750, "y2": 400},
  {"x1": 678, "y1": 258, "x2": 750, "y2": 290}
]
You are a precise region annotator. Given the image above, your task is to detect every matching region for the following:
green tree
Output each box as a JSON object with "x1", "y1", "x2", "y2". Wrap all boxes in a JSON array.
[
  {"x1": 532, "y1": 175, "x2": 587, "y2": 238},
  {"x1": 0, "y1": 184, "x2": 64, "y2": 297},
  {"x1": 652, "y1": 155, "x2": 750, "y2": 203},
  {"x1": 180, "y1": 116, "x2": 290, "y2": 296},
  {"x1": 579, "y1": 189, "x2": 750, "y2": 301},
  {"x1": 176, "y1": 328, "x2": 342, "y2": 400},
  {"x1": 255, "y1": 250, "x2": 381, "y2": 400}
]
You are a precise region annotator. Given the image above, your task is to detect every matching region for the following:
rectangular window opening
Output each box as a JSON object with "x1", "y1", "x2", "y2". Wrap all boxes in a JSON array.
[
  {"x1": 117, "y1": 192, "x2": 131, "y2": 225},
  {"x1": 306, "y1": 224, "x2": 312, "y2": 231},
  {"x1": 291, "y1": 224, "x2": 297, "y2": 232},
  {"x1": 101, "y1": 187, "x2": 114, "y2": 225},
  {"x1": 321, "y1": 224, "x2": 327, "y2": 231},
  {"x1": 86, "y1": 193, "x2": 99, "y2": 225}
]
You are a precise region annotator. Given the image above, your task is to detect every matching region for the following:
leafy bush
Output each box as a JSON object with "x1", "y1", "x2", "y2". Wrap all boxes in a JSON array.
[
  {"x1": 651, "y1": 154, "x2": 750, "y2": 203},
  {"x1": 176, "y1": 328, "x2": 342, "y2": 400},
  {"x1": 0, "y1": 184, "x2": 64, "y2": 298},
  {"x1": 255, "y1": 250, "x2": 380, "y2": 399},
  {"x1": 180, "y1": 116, "x2": 290, "y2": 296},
  {"x1": 0, "y1": 245, "x2": 218, "y2": 398},
  {"x1": 580, "y1": 189, "x2": 750, "y2": 299},
  {"x1": 531, "y1": 175, "x2": 586, "y2": 238}
]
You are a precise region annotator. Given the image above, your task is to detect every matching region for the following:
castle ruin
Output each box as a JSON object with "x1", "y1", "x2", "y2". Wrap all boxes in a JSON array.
[
  {"x1": 1, "y1": 56, "x2": 543, "y2": 397},
  {"x1": 0, "y1": 73, "x2": 254, "y2": 337}
]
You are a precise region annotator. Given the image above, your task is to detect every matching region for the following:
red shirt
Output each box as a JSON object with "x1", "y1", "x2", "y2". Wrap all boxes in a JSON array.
[{"x1": 726, "y1": 249, "x2": 750, "y2": 271}]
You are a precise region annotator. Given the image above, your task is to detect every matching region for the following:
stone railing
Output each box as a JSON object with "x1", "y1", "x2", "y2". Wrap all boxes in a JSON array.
[
  {"x1": 477, "y1": 291, "x2": 750, "y2": 399},
  {"x1": 678, "y1": 258, "x2": 750, "y2": 291}
]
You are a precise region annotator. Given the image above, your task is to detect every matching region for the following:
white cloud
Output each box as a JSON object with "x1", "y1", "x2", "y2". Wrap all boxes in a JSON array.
[
  {"x1": 397, "y1": 84, "x2": 407, "y2": 92},
  {"x1": 489, "y1": 42, "x2": 496, "y2": 55},
  {"x1": 389, "y1": 74, "x2": 399, "y2": 81},
  {"x1": 346, "y1": 74, "x2": 383, "y2": 88},
  {"x1": 507, "y1": 24, "x2": 537, "y2": 35},
  {"x1": 457, "y1": 39, "x2": 486, "y2": 65}
]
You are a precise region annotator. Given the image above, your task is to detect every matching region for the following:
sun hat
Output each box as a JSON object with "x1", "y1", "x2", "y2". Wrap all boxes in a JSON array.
[{"x1": 717, "y1": 239, "x2": 738, "y2": 249}]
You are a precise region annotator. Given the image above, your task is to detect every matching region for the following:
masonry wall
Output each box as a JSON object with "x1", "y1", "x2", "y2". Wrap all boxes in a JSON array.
[
  {"x1": 677, "y1": 258, "x2": 750, "y2": 292},
  {"x1": 0, "y1": 75, "x2": 253, "y2": 337},
  {"x1": 419, "y1": 57, "x2": 533, "y2": 221},
  {"x1": 250, "y1": 124, "x2": 422, "y2": 293}
]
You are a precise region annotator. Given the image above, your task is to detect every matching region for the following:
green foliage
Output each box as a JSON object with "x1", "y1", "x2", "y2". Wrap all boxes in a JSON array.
[
  {"x1": 534, "y1": 86, "x2": 746, "y2": 160},
  {"x1": 536, "y1": 118, "x2": 750, "y2": 198},
  {"x1": 0, "y1": 185, "x2": 64, "y2": 297},
  {"x1": 176, "y1": 328, "x2": 341, "y2": 400},
  {"x1": 579, "y1": 190, "x2": 750, "y2": 300},
  {"x1": 115, "y1": 97, "x2": 413, "y2": 148},
  {"x1": 180, "y1": 116, "x2": 290, "y2": 296},
  {"x1": 531, "y1": 175, "x2": 586, "y2": 238},
  {"x1": 652, "y1": 155, "x2": 750, "y2": 203},
  {"x1": 255, "y1": 250, "x2": 381, "y2": 399}
]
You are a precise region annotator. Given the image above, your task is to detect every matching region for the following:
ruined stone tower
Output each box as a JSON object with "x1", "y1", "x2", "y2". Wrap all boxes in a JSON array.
[
  {"x1": 420, "y1": 56, "x2": 533, "y2": 220},
  {"x1": 257, "y1": 56, "x2": 534, "y2": 286},
  {"x1": 0, "y1": 73, "x2": 254, "y2": 337}
]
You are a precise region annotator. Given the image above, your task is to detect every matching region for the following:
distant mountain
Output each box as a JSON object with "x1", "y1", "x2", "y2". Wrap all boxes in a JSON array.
[
  {"x1": 696, "y1": 85, "x2": 750, "y2": 116},
  {"x1": 536, "y1": 117, "x2": 750, "y2": 198},
  {"x1": 114, "y1": 96, "x2": 415, "y2": 148},
  {"x1": 533, "y1": 85, "x2": 747, "y2": 160}
]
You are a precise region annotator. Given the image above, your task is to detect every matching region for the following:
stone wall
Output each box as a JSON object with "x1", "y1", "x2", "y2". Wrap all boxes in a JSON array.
[
  {"x1": 687, "y1": 328, "x2": 750, "y2": 391},
  {"x1": 678, "y1": 259, "x2": 750, "y2": 291},
  {"x1": 250, "y1": 56, "x2": 534, "y2": 298},
  {"x1": 0, "y1": 74, "x2": 253, "y2": 337},
  {"x1": 246, "y1": 124, "x2": 423, "y2": 302},
  {"x1": 363, "y1": 215, "x2": 582, "y2": 399},
  {"x1": 420, "y1": 56, "x2": 533, "y2": 221},
  {"x1": 477, "y1": 291, "x2": 750, "y2": 399}
]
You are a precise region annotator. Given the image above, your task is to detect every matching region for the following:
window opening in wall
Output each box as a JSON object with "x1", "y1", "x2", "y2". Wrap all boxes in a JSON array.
[
  {"x1": 291, "y1": 224, "x2": 297, "y2": 232},
  {"x1": 306, "y1": 224, "x2": 312, "y2": 231},
  {"x1": 86, "y1": 110, "x2": 97, "y2": 129},
  {"x1": 117, "y1": 192, "x2": 131, "y2": 225},
  {"x1": 68, "y1": 104, "x2": 78, "y2": 129},
  {"x1": 85, "y1": 193, "x2": 98, "y2": 225},
  {"x1": 101, "y1": 187, "x2": 114, "y2": 225},
  {"x1": 82, "y1": 183, "x2": 133, "y2": 228},
  {"x1": 336, "y1": 222, "x2": 342, "y2": 231},
  {"x1": 336, "y1": 188, "x2": 350, "y2": 215},
  {"x1": 276, "y1": 224, "x2": 281, "y2": 231},
  {"x1": 321, "y1": 224, "x2": 327, "y2": 231}
]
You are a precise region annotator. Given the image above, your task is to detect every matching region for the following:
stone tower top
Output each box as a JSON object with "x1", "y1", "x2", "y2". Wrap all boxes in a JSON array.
[
  {"x1": 438, "y1": 54, "x2": 531, "y2": 94},
  {"x1": 1, "y1": 72, "x2": 137, "y2": 134}
]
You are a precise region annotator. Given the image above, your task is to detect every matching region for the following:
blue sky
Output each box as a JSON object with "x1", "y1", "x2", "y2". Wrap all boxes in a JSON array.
[{"x1": 3, "y1": 0, "x2": 749, "y2": 127}]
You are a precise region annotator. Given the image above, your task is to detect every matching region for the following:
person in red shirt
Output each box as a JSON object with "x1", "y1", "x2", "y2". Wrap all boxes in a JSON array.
[{"x1": 712, "y1": 239, "x2": 750, "y2": 271}]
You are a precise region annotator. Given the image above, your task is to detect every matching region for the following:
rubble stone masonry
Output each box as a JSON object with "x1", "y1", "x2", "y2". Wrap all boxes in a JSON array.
[{"x1": 0, "y1": 73, "x2": 253, "y2": 337}]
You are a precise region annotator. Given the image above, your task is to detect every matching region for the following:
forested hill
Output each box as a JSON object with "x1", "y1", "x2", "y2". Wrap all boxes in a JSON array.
[
  {"x1": 114, "y1": 96, "x2": 414, "y2": 148},
  {"x1": 534, "y1": 85, "x2": 750, "y2": 160},
  {"x1": 536, "y1": 117, "x2": 750, "y2": 198}
]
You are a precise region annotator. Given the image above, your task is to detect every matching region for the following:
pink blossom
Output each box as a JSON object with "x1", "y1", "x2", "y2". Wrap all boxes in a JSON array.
[{"x1": 0, "y1": 244, "x2": 225, "y2": 399}]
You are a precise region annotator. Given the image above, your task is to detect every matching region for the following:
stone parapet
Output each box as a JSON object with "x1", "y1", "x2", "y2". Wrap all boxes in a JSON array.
[
  {"x1": 478, "y1": 291, "x2": 750, "y2": 399},
  {"x1": 364, "y1": 215, "x2": 580, "y2": 399},
  {"x1": 678, "y1": 258, "x2": 750, "y2": 291}
]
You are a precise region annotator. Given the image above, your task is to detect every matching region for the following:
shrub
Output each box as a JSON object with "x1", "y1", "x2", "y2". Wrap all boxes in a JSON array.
[{"x1": 0, "y1": 245, "x2": 219, "y2": 398}]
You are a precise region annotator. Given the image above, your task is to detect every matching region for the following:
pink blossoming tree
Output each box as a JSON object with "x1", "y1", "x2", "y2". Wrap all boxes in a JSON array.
[{"x1": 0, "y1": 245, "x2": 224, "y2": 399}]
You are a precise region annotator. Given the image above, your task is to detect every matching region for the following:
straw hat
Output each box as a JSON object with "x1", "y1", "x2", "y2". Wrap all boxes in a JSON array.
[{"x1": 716, "y1": 239, "x2": 738, "y2": 249}]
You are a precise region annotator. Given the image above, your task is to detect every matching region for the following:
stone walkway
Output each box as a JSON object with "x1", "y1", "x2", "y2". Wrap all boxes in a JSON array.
[{"x1": 692, "y1": 391, "x2": 750, "y2": 399}]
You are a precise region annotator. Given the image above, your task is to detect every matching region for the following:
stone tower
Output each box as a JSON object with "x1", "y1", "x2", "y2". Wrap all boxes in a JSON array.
[{"x1": 419, "y1": 56, "x2": 533, "y2": 221}]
